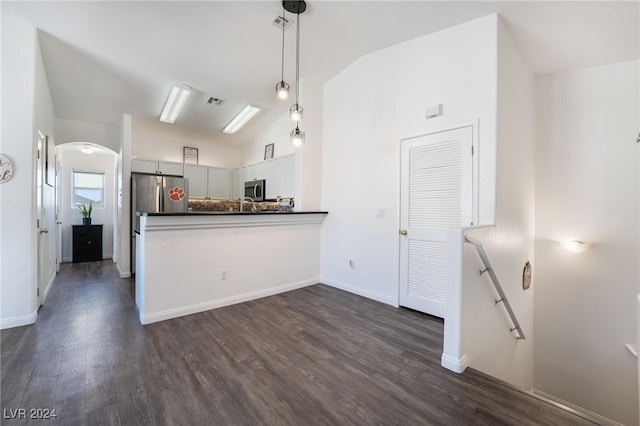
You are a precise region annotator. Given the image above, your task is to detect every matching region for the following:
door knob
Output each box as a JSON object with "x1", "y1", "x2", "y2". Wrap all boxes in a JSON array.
[
  {"x1": 40, "y1": 228, "x2": 49, "y2": 234},
  {"x1": 399, "y1": 229, "x2": 408, "y2": 235}
]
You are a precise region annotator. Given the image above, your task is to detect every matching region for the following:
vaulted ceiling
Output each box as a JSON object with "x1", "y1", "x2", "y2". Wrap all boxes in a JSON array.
[{"x1": 4, "y1": 1, "x2": 638, "y2": 146}]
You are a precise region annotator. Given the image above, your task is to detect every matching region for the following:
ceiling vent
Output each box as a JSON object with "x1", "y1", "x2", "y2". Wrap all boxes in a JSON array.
[
  {"x1": 271, "y1": 14, "x2": 292, "y2": 30},
  {"x1": 207, "y1": 97, "x2": 225, "y2": 106}
]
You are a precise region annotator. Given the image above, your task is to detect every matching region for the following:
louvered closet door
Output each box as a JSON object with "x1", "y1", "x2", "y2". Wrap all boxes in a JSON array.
[{"x1": 399, "y1": 126, "x2": 472, "y2": 317}]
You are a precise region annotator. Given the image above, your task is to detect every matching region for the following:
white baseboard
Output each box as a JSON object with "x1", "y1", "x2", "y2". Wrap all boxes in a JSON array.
[
  {"x1": 1, "y1": 310, "x2": 37, "y2": 330},
  {"x1": 116, "y1": 262, "x2": 131, "y2": 279},
  {"x1": 530, "y1": 389, "x2": 624, "y2": 426},
  {"x1": 320, "y1": 277, "x2": 397, "y2": 307},
  {"x1": 139, "y1": 278, "x2": 318, "y2": 325},
  {"x1": 42, "y1": 271, "x2": 56, "y2": 304},
  {"x1": 441, "y1": 353, "x2": 469, "y2": 373}
]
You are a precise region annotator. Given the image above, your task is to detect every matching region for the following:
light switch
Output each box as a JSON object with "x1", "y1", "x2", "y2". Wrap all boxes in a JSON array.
[{"x1": 376, "y1": 209, "x2": 386, "y2": 219}]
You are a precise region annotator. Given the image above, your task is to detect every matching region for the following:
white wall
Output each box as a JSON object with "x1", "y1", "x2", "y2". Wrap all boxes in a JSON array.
[
  {"x1": 1, "y1": 16, "x2": 56, "y2": 328},
  {"x1": 534, "y1": 60, "x2": 639, "y2": 426},
  {"x1": 56, "y1": 117, "x2": 119, "y2": 153},
  {"x1": 131, "y1": 116, "x2": 242, "y2": 169},
  {"x1": 320, "y1": 15, "x2": 498, "y2": 306},
  {"x1": 241, "y1": 76, "x2": 323, "y2": 211},
  {"x1": 242, "y1": 110, "x2": 296, "y2": 165},
  {"x1": 58, "y1": 148, "x2": 116, "y2": 262},
  {"x1": 461, "y1": 19, "x2": 536, "y2": 390},
  {"x1": 116, "y1": 114, "x2": 132, "y2": 278},
  {"x1": 35, "y1": 25, "x2": 58, "y2": 301}
]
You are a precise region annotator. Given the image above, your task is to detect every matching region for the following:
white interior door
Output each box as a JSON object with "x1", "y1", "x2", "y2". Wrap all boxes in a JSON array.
[{"x1": 399, "y1": 126, "x2": 473, "y2": 317}]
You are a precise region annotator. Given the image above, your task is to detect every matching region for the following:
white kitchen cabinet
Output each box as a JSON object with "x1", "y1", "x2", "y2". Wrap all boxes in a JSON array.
[
  {"x1": 207, "y1": 167, "x2": 230, "y2": 199},
  {"x1": 184, "y1": 164, "x2": 230, "y2": 199},
  {"x1": 232, "y1": 168, "x2": 242, "y2": 199},
  {"x1": 159, "y1": 161, "x2": 184, "y2": 176},
  {"x1": 131, "y1": 159, "x2": 158, "y2": 174},
  {"x1": 280, "y1": 154, "x2": 296, "y2": 198},
  {"x1": 183, "y1": 164, "x2": 208, "y2": 199},
  {"x1": 233, "y1": 154, "x2": 296, "y2": 200},
  {"x1": 264, "y1": 159, "x2": 282, "y2": 200},
  {"x1": 131, "y1": 159, "x2": 183, "y2": 176}
]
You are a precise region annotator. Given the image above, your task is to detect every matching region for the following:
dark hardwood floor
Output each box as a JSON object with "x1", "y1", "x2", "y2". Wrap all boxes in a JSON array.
[{"x1": 2, "y1": 261, "x2": 597, "y2": 425}]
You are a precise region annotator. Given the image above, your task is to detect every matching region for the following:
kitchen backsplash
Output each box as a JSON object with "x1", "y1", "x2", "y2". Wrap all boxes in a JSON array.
[{"x1": 188, "y1": 198, "x2": 294, "y2": 212}]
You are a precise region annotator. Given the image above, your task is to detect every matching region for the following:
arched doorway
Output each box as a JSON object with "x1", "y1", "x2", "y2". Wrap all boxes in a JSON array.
[{"x1": 56, "y1": 142, "x2": 118, "y2": 267}]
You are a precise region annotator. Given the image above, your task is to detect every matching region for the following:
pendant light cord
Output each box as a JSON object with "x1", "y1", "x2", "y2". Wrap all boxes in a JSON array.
[
  {"x1": 281, "y1": 6, "x2": 286, "y2": 82},
  {"x1": 295, "y1": 3, "x2": 300, "y2": 105}
]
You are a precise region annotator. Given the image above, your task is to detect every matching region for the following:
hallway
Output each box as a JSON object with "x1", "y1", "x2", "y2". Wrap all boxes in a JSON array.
[{"x1": 1, "y1": 261, "x2": 596, "y2": 425}]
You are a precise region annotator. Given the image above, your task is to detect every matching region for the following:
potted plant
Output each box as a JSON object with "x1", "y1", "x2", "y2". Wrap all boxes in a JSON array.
[{"x1": 77, "y1": 201, "x2": 93, "y2": 225}]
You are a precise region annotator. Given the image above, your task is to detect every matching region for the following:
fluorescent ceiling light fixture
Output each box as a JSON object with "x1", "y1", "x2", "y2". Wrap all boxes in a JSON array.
[
  {"x1": 80, "y1": 145, "x2": 94, "y2": 154},
  {"x1": 159, "y1": 84, "x2": 191, "y2": 123},
  {"x1": 223, "y1": 105, "x2": 261, "y2": 134}
]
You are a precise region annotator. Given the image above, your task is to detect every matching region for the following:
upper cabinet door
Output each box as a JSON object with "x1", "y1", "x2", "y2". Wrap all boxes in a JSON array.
[
  {"x1": 184, "y1": 164, "x2": 208, "y2": 199},
  {"x1": 131, "y1": 159, "x2": 158, "y2": 174},
  {"x1": 207, "y1": 167, "x2": 230, "y2": 199},
  {"x1": 280, "y1": 154, "x2": 296, "y2": 198},
  {"x1": 158, "y1": 161, "x2": 183, "y2": 176},
  {"x1": 264, "y1": 159, "x2": 282, "y2": 200}
]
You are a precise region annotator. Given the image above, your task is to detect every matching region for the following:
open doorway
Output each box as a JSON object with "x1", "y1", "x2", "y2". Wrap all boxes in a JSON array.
[{"x1": 56, "y1": 142, "x2": 118, "y2": 264}]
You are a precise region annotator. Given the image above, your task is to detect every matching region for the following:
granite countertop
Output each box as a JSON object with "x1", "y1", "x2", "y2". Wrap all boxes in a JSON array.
[{"x1": 139, "y1": 211, "x2": 328, "y2": 216}]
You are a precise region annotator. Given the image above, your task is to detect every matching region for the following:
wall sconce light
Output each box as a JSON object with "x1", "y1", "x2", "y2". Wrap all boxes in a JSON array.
[{"x1": 561, "y1": 240, "x2": 591, "y2": 253}]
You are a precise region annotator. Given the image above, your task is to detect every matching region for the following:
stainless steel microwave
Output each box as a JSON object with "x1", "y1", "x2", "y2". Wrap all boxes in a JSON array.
[{"x1": 244, "y1": 179, "x2": 265, "y2": 201}]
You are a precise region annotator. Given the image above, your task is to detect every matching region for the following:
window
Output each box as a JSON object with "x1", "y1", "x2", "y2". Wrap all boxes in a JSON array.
[{"x1": 73, "y1": 171, "x2": 105, "y2": 208}]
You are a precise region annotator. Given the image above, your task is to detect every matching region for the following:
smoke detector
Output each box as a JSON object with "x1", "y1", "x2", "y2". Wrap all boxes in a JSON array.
[
  {"x1": 207, "y1": 97, "x2": 225, "y2": 106},
  {"x1": 271, "y1": 14, "x2": 292, "y2": 30}
]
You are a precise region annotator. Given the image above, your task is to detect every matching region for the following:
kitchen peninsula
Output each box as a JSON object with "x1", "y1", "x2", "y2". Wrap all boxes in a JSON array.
[{"x1": 135, "y1": 210, "x2": 327, "y2": 324}]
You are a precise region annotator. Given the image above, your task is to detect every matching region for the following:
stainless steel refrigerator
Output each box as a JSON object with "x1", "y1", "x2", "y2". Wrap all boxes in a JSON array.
[{"x1": 131, "y1": 174, "x2": 189, "y2": 274}]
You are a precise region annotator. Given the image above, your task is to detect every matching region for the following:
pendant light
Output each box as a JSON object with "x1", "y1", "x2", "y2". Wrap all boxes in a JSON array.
[
  {"x1": 288, "y1": 1, "x2": 304, "y2": 121},
  {"x1": 291, "y1": 124, "x2": 305, "y2": 146},
  {"x1": 275, "y1": 5, "x2": 290, "y2": 100},
  {"x1": 283, "y1": 1, "x2": 306, "y2": 144}
]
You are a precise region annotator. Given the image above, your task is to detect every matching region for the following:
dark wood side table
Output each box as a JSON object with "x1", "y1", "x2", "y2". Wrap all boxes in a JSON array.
[{"x1": 72, "y1": 224, "x2": 103, "y2": 262}]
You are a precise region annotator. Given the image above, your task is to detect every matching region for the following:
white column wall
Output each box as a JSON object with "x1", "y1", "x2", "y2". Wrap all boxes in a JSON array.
[
  {"x1": 1, "y1": 16, "x2": 55, "y2": 328},
  {"x1": 534, "y1": 60, "x2": 639, "y2": 426},
  {"x1": 462, "y1": 19, "x2": 536, "y2": 390}
]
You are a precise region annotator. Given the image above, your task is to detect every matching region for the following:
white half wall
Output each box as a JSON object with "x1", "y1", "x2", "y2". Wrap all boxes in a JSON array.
[
  {"x1": 320, "y1": 15, "x2": 498, "y2": 308},
  {"x1": 534, "y1": 60, "x2": 640, "y2": 426}
]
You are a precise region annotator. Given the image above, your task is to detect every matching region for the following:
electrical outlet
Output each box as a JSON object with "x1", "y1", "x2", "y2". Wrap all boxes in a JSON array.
[
  {"x1": 220, "y1": 269, "x2": 228, "y2": 280},
  {"x1": 376, "y1": 209, "x2": 386, "y2": 219},
  {"x1": 349, "y1": 258, "x2": 355, "y2": 268}
]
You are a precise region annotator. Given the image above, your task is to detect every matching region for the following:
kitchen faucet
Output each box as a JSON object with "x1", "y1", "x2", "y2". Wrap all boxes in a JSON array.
[{"x1": 240, "y1": 197, "x2": 256, "y2": 213}]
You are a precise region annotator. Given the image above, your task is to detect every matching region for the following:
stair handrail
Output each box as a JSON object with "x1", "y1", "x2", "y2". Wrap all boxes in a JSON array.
[{"x1": 464, "y1": 235, "x2": 526, "y2": 340}]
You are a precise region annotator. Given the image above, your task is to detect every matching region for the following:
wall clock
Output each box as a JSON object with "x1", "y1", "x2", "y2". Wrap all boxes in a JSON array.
[{"x1": 0, "y1": 154, "x2": 14, "y2": 184}]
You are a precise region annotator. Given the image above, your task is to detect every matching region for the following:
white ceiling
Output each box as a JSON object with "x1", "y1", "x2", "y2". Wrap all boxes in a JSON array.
[{"x1": 4, "y1": 1, "x2": 638, "y2": 146}]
